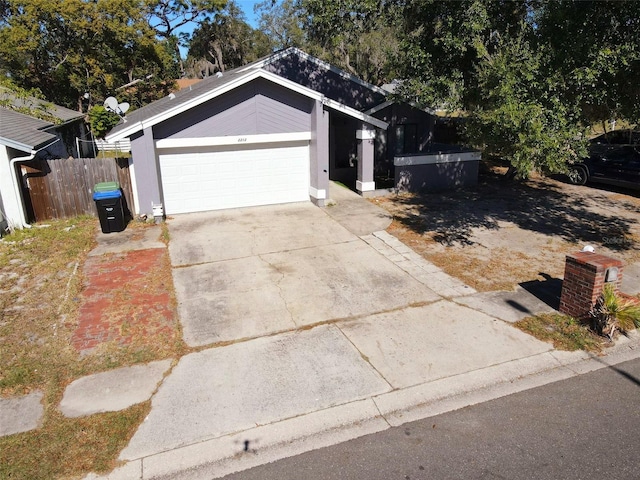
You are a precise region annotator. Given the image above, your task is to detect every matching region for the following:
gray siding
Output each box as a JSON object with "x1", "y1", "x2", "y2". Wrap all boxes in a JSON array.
[
  {"x1": 264, "y1": 57, "x2": 386, "y2": 111},
  {"x1": 373, "y1": 104, "x2": 436, "y2": 159},
  {"x1": 108, "y1": 66, "x2": 253, "y2": 139},
  {"x1": 131, "y1": 127, "x2": 162, "y2": 216},
  {"x1": 153, "y1": 79, "x2": 313, "y2": 140}
]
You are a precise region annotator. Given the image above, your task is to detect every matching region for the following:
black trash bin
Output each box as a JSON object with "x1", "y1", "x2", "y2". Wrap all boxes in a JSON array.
[{"x1": 93, "y1": 189, "x2": 125, "y2": 233}]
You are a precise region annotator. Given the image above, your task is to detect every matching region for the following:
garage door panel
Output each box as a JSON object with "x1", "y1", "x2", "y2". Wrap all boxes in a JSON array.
[{"x1": 159, "y1": 144, "x2": 309, "y2": 214}]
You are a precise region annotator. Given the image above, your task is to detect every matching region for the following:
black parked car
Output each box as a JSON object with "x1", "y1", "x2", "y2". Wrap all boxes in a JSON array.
[{"x1": 568, "y1": 130, "x2": 640, "y2": 190}]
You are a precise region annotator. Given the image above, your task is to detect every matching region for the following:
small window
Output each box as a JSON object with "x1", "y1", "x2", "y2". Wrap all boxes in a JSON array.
[{"x1": 394, "y1": 124, "x2": 418, "y2": 154}]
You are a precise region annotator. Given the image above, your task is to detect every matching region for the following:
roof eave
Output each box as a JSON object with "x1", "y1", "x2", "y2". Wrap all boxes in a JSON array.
[
  {"x1": 105, "y1": 121, "x2": 143, "y2": 143},
  {"x1": 364, "y1": 100, "x2": 395, "y2": 116},
  {"x1": 107, "y1": 69, "x2": 268, "y2": 142},
  {"x1": 0, "y1": 136, "x2": 40, "y2": 153},
  {"x1": 54, "y1": 115, "x2": 85, "y2": 126}
]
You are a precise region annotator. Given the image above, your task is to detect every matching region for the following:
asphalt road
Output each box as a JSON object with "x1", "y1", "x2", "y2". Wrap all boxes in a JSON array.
[{"x1": 223, "y1": 358, "x2": 640, "y2": 480}]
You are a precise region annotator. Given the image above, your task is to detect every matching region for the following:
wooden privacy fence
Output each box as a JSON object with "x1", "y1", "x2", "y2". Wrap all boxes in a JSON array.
[{"x1": 21, "y1": 157, "x2": 134, "y2": 223}]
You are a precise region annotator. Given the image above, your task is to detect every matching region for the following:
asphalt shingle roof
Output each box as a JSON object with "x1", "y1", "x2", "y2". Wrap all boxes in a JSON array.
[
  {"x1": 0, "y1": 107, "x2": 57, "y2": 152},
  {"x1": 106, "y1": 48, "x2": 391, "y2": 141},
  {"x1": 108, "y1": 63, "x2": 259, "y2": 139},
  {"x1": 0, "y1": 88, "x2": 84, "y2": 123}
]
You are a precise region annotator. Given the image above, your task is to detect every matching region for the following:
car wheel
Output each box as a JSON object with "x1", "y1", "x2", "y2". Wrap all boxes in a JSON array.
[{"x1": 568, "y1": 165, "x2": 589, "y2": 185}]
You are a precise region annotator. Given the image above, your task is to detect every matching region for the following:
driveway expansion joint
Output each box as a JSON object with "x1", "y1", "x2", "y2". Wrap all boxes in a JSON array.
[
  {"x1": 334, "y1": 323, "x2": 395, "y2": 392},
  {"x1": 172, "y1": 239, "x2": 361, "y2": 269}
]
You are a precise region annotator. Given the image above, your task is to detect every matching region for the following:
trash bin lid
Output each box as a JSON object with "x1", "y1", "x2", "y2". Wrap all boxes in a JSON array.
[
  {"x1": 94, "y1": 181, "x2": 120, "y2": 192},
  {"x1": 93, "y1": 190, "x2": 122, "y2": 200}
]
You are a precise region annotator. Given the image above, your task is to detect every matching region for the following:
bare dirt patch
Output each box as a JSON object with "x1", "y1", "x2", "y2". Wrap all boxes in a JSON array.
[{"x1": 372, "y1": 169, "x2": 640, "y2": 293}]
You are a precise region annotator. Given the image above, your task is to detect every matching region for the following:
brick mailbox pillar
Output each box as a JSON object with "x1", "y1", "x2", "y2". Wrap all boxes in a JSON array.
[{"x1": 559, "y1": 251, "x2": 624, "y2": 319}]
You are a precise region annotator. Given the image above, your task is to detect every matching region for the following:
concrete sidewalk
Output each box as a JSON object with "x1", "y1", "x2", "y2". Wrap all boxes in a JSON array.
[
  {"x1": 6, "y1": 183, "x2": 637, "y2": 479},
  {"x1": 89, "y1": 314, "x2": 640, "y2": 480}
]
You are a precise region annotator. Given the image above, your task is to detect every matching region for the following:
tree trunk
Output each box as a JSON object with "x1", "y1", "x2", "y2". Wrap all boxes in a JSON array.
[
  {"x1": 503, "y1": 165, "x2": 518, "y2": 181},
  {"x1": 208, "y1": 42, "x2": 225, "y2": 73},
  {"x1": 175, "y1": 43, "x2": 185, "y2": 78}
]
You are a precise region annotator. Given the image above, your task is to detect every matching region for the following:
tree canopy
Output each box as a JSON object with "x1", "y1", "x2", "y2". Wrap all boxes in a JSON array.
[
  {"x1": 537, "y1": 1, "x2": 640, "y2": 128},
  {"x1": 395, "y1": 0, "x2": 639, "y2": 177},
  {"x1": 0, "y1": 0, "x2": 229, "y2": 111},
  {"x1": 254, "y1": 0, "x2": 305, "y2": 51},
  {"x1": 1, "y1": 0, "x2": 638, "y2": 180},
  {"x1": 185, "y1": 0, "x2": 271, "y2": 77},
  {"x1": 146, "y1": 0, "x2": 227, "y2": 75},
  {"x1": 0, "y1": 0, "x2": 180, "y2": 111},
  {"x1": 298, "y1": 0, "x2": 402, "y2": 85}
]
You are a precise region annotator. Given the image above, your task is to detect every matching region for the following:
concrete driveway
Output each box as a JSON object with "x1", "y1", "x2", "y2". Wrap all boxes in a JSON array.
[
  {"x1": 167, "y1": 202, "x2": 440, "y2": 347},
  {"x1": 107, "y1": 192, "x2": 566, "y2": 476},
  {"x1": 115, "y1": 198, "x2": 551, "y2": 464}
]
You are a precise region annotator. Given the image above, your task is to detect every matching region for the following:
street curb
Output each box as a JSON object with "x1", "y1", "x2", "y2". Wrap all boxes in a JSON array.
[
  {"x1": 91, "y1": 331, "x2": 640, "y2": 480},
  {"x1": 374, "y1": 333, "x2": 639, "y2": 427},
  {"x1": 144, "y1": 399, "x2": 388, "y2": 480}
]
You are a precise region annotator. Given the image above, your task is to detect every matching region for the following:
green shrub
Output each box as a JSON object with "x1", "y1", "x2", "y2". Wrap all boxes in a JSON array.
[
  {"x1": 590, "y1": 284, "x2": 640, "y2": 340},
  {"x1": 88, "y1": 106, "x2": 120, "y2": 139}
]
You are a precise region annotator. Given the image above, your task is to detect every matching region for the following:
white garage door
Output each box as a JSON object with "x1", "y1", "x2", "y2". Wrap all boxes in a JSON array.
[{"x1": 159, "y1": 143, "x2": 310, "y2": 214}]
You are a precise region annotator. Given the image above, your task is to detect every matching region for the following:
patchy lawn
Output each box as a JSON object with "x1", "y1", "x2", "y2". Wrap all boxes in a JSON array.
[
  {"x1": 373, "y1": 168, "x2": 640, "y2": 293},
  {"x1": 0, "y1": 218, "x2": 186, "y2": 479},
  {"x1": 514, "y1": 313, "x2": 605, "y2": 353},
  {"x1": 374, "y1": 168, "x2": 640, "y2": 352}
]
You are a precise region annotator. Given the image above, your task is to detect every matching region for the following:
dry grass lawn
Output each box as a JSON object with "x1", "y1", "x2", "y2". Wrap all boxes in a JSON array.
[
  {"x1": 0, "y1": 218, "x2": 186, "y2": 479},
  {"x1": 373, "y1": 169, "x2": 640, "y2": 352},
  {"x1": 2, "y1": 169, "x2": 638, "y2": 478},
  {"x1": 373, "y1": 168, "x2": 640, "y2": 292}
]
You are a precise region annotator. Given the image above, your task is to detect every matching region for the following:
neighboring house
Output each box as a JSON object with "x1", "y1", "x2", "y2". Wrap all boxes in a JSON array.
[
  {"x1": 175, "y1": 78, "x2": 202, "y2": 91},
  {"x1": 0, "y1": 195, "x2": 7, "y2": 234},
  {"x1": 105, "y1": 47, "x2": 479, "y2": 218},
  {"x1": 0, "y1": 102, "x2": 86, "y2": 230}
]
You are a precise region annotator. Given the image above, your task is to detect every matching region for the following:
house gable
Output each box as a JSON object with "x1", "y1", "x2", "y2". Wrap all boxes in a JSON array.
[
  {"x1": 106, "y1": 48, "x2": 408, "y2": 218},
  {"x1": 106, "y1": 51, "x2": 388, "y2": 143},
  {"x1": 152, "y1": 78, "x2": 314, "y2": 140}
]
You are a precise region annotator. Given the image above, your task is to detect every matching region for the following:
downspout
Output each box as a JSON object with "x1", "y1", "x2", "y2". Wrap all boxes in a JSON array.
[{"x1": 9, "y1": 139, "x2": 60, "y2": 229}]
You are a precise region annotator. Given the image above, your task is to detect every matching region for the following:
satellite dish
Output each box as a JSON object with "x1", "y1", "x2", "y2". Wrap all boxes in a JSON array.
[
  {"x1": 117, "y1": 102, "x2": 130, "y2": 115},
  {"x1": 104, "y1": 96, "x2": 118, "y2": 111},
  {"x1": 104, "y1": 96, "x2": 129, "y2": 118}
]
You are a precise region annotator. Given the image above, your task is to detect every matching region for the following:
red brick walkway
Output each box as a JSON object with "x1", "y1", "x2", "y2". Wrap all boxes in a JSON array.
[{"x1": 72, "y1": 248, "x2": 178, "y2": 352}]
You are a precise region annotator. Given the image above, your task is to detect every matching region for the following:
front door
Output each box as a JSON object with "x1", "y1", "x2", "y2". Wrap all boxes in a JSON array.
[{"x1": 329, "y1": 113, "x2": 358, "y2": 189}]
